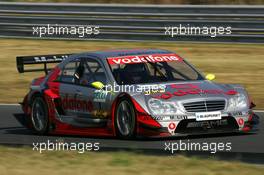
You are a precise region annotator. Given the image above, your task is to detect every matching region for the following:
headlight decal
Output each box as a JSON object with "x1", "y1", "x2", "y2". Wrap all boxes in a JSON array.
[
  {"x1": 227, "y1": 94, "x2": 248, "y2": 111},
  {"x1": 148, "y1": 98, "x2": 177, "y2": 115}
]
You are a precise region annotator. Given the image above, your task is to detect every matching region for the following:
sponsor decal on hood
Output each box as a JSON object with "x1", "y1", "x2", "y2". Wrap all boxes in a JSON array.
[{"x1": 151, "y1": 83, "x2": 238, "y2": 99}]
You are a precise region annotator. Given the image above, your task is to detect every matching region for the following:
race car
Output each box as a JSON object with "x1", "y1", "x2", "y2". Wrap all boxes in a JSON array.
[{"x1": 16, "y1": 49, "x2": 259, "y2": 138}]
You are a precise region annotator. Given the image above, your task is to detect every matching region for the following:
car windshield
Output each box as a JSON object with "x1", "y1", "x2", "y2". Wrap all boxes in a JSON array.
[{"x1": 107, "y1": 53, "x2": 204, "y2": 85}]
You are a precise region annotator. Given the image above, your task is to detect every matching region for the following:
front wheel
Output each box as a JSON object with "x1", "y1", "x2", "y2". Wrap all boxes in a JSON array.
[
  {"x1": 31, "y1": 97, "x2": 49, "y2": 135},
  {"x1": 114, "y1": 98, "x2": 136, "y2": 139}
]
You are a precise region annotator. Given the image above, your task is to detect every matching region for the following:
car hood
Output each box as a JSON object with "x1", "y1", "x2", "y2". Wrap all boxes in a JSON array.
[{"x1": 129, "y1": 80, "x2": 245, "y2": 113}]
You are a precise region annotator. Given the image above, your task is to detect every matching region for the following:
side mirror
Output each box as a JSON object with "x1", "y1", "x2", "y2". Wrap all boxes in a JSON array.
[
  {"x1": 205, "y1": 73, "x2": 215, "y2": 81},
  {"x1": 91, "y1": 81, "x2": 104, "y2": 90}
]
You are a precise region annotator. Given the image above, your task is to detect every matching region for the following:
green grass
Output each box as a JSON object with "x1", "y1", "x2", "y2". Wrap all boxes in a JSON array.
[
  {"x1": 0, "y1": 39, "x2": 263, "y2": 109},
  {"x1": 0, "y1": 146, "x2": 263, "y2": 175}
]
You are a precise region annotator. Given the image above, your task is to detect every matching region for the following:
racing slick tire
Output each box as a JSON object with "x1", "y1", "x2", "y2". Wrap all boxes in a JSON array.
[
  {"x1": 31, "y1": 96, "x2": 49, "y2": 135},
  {"x1": 114, "y1": 97, "x2": 136, "y2": 139}
]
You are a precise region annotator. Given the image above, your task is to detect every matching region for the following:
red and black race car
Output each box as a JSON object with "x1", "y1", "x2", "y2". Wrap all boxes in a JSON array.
[{"x1": 16, "y1": 49, "x2": 259, "y2": 138}]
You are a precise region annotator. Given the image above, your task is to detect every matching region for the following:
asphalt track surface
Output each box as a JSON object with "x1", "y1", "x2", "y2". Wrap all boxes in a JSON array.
[{"x1": 0, "y1": 105, "x2": 264, "y2": 163}]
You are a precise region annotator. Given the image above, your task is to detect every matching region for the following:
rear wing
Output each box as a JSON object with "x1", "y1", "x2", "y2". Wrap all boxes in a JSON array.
[{"x1": 16, "y1": 54, "x2": 72, "y2": 74}]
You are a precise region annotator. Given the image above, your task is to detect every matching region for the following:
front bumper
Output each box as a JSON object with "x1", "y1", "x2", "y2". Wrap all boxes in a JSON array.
[{"x1": 137, "y1": 112, "x2": 259, "y2": 138}]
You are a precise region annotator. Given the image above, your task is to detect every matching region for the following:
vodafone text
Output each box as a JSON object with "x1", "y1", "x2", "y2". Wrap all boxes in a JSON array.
[{"x1": 107, "y1": 54, "x2": 182, "y2": 65}]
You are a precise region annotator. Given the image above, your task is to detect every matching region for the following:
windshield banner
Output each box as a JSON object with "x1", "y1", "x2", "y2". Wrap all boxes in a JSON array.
[{"x1": 107, "y1": 53, "x2": 183, "y2": 65}]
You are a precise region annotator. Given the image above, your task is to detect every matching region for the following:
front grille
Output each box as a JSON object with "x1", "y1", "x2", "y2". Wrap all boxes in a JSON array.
[{"x1": 183, "y1": 100, "x2": 225, "y2": 112}]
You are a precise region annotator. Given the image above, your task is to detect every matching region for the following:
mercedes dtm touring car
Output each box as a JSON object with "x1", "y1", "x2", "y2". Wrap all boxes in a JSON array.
[{"x1": 16, "y1": 49, "x2": 259, "y2": 138}]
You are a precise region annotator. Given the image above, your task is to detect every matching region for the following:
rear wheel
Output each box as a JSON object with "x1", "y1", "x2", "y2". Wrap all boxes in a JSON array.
[
  {"x1": 115, "y1": 98, "x2": 136, "y2": 139},
  {"x1": 31, "y1": 97, "x2": 49, "y2": 135}
]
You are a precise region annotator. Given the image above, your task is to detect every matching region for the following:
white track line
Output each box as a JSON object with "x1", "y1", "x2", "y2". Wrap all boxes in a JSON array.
[{"x1": 0, "y1": 103, "x2": 20, "y2": 106}]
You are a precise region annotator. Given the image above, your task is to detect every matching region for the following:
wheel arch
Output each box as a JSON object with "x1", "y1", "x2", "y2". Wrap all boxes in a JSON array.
[
  {"x1": 30, "y1": 95, "x2": 50, "y2": 134},
  {"x1": 111, "y1": 92, "x2": 153, "y2": 136},
  {"x1": 110, "y1": 93, "x2": 136, "y2": 136},
  {"x1": 29, "y1": 91, "x2": 43, "y2": 106}
]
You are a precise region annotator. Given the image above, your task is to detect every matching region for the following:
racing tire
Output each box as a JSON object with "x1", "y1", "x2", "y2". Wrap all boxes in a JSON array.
[
  {"x1": 114, "y1": 97, "x2": 136, "y2": 139},
  {"x1": 31, "y1": 96, "x2": 49, "y2": 135}
]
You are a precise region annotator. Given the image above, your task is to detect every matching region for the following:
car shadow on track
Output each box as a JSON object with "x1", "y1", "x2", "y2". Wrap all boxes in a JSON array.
[
  {"x1": 2, "y1": 127, "x2": 34, "y2": 135},
  {"x1": 137, "y1": 132, "x2": 256, "y2": 141}
]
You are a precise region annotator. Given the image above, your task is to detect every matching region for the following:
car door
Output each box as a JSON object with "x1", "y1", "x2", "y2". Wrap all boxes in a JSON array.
[
  {"x1": 57, "y1": 57, "x2": 94, "y2": 126},
  {"x1": 78, "y1": 57, "x2": 110, "y2": 121},
  {"x1": 58, "y1": 56, "x2": 110, "y2": 127}
]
